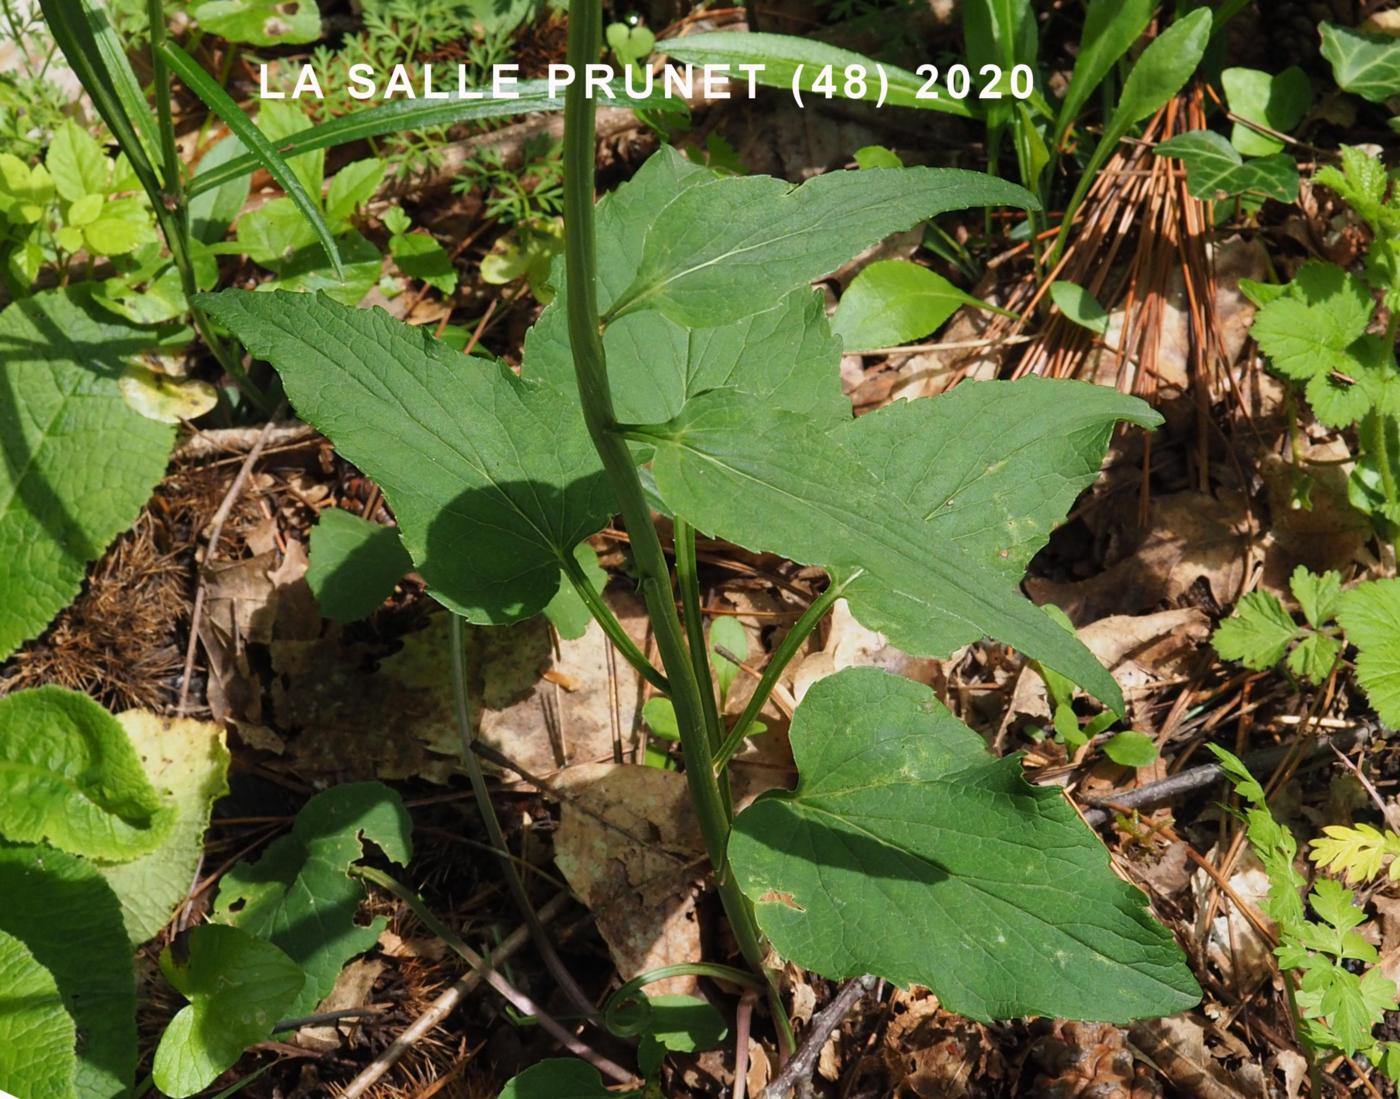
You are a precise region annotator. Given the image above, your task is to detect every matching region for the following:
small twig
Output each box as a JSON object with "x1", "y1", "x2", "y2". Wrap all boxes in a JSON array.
[
  {"x1": 272, "y1": 1006, "x2": 387, "y2": 1033},
  {"x1": 1078, "y1": 724, "x2": 1375, "y2": 827},
  {"x1": 733, "y1": 989, "x2": 758, "y2": 1099},
  {"x1": 351, "y1": 866, "x2": 632, "y2": 1085},
  {"x1": 172, "y1": 420, "x2": 317, "y2": 461},
  {"x1": 177, "y1": 403, "x2": 287, "y2": 715},
  {"x1": 338, "y1": 892, "x2": 570, "y2": 1099},
  {"x1": 762, "y1": 976, "x2": 876, "y2": 1099}
]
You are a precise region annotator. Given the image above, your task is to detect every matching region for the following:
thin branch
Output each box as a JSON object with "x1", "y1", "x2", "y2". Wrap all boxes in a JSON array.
[
  {"x1": 762, "y1": 976, "x2": 876, "y2": 1099},
  {"x1": 351, "y1": 866, "x2": 632, "y2": 1085}
]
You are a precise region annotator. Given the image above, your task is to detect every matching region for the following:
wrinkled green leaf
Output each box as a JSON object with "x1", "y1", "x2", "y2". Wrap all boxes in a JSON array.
[
  {"x1": 1321, "y1": 23, "x2": 1400, "y2": 103},
  {"x1": 1222, "y1": 67, "x2": 1312, "y2": 156},
  {"x1": 0, "y1": 928, "x2": 77, "y2": 1099},
  {"x1": 498, "y1": 1059, "x2": 614, "y2": 1099},
  {"x1": 729, "y1": 668, "x2": 1199, "y2": 1021},
  {"x1": 1212, "y1": 591, "x2": 1298, "y2": 670},
  {"x1": 833, "y1": 260, "x2": 1004, "y2": 350},
  {"x1": 1337, "y1": 579, "x2": 1400, "y2": 727},
  {"x1": 306, "y1": 509, "x2": 411, "y2": 623},
  {"x1": 0, "y1": 685, "x2": 174, "y2": 860},
  {"x1": 1049, "y1": 280, "x2": 1111, "y2": 334},
  {"x1": 1155, "y1": 130, "x2": 1299, "y2": 202},
  {"x1": 199, "y1": 289, "x2": 611, "y2": 625},
  {"x1": 644, "y1": 378, "x2": 1162, "y2": 710},
  {"x1": 605, "y1": 166, "x2": 1036, "y2": 327},
  {"x1": 0, "y1": 843, "x2": 137, "y2": 1099},
  {"x1": 0, "y1": 288, "x2": 175, "y2": 659},
  {"x1": 213, "y1": 781, "x2": 412, "y2": 1016},
  {"x1": 153, "y1": 924, "x2": 305, "y2": 1097},
  {"x1": 97, "y1": 711, "x2": 231, "y2": 945}
]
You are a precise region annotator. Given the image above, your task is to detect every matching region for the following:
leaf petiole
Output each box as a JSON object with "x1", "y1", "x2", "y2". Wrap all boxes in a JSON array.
[
  {"x1": 712, "y1": 569, "x2": 862, "y2": 774},
  {"x1": 560, "y1": 550, "x2": 670, "y2": 694}
]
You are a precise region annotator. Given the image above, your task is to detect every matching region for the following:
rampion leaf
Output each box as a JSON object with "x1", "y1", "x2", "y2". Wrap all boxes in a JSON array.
[
  {"x1": 728, "y1": 668, "x2": 1200, "y2": 1021},
  {"x1": 198, "y1": 289, "x2": 612, "y2": 625},
  {"x1": 306, "y1": 508, "x2": 412, "y2": 623}
]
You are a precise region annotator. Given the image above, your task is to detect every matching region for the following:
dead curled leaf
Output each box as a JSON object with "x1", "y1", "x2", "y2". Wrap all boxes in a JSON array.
[
  {"x1": 1129, "y1": 1015, "x2": 1267, "y2": 1099},
  {"x1": 552, "y1": 763, "x2": 705, "y2": 996}
]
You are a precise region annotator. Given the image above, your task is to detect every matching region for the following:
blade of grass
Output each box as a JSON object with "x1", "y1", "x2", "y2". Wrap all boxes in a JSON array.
[
  {"x1": 187, "y1": 82, "x2": 684, "y2": 198},
  {"x1": 160, "y1": 41, "x2": 344, "y2": 279},
  {"x1": 86, "y1": 0, "x2": 162, "y2": 156},
  {"x1": 38, "y1": 0, "x2": 163, "y2": 202}
]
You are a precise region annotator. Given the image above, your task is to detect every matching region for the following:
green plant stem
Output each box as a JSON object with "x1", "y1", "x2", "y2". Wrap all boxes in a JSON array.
[
  {"x1": 561, "y1": 0, "x2": 767, "y2": 981},
  {"x1": 713, "y1": 570, "x2": 860, "y2": 773},
  {"x1": 674, "y1": 517, "x2": 724, "y2": 755},
  {"x1": 560, "y1": 550, "x2": 670, "y2": 694},
  {"x1": 448, "y1": 613, "x2": 601, "y2": 1026},
  {"x1": 351, "y1": 864, "x2": 633, "y2": 1084},
  {"x1": 1364, "y1": 410, "x2": 1399, "y2": 521}
]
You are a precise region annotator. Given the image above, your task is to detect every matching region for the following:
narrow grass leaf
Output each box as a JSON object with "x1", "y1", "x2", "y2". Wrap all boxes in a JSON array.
[
  {"x1": 160, "y1": 42, "x2": 343, "y2": 278},
  {"x1": 1053, "y1": 0, "x2": 1155, "y2": 146}
]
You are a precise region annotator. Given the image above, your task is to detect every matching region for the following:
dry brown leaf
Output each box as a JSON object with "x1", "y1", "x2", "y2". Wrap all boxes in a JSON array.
[
  {"x1": 1026, "y1": 493, "x2": 1252, "y2": 621},
  {"x1": 881, "y1": 988, "x2": 996, "y2": 1099},
  {"x1": 553, "y1": 763, "x2": 705, "y2": 995},
  {"x1": 1129, "y1": 1015, "x2": 1267, "y2": 1099},
  {"x1": 296, "y1": 958, "x2": 385, "y2": 1052}
]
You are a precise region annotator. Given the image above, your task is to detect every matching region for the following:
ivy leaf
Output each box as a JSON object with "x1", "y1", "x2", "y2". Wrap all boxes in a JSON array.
[
  {"x1": 0, "y1": 843, "x2": 138, "y2": 1099},
  {"x1": 153, "y1": 924, "x2": 305, "y2": 1098},
  {"x1": 1320, "y1": 23, "x2": 1400, "y2": 103},
  {"x1": 0, "y1": 928, "x2": 77, "y2": 1099},
  {"x1": 0, "y1": 686, "x2": 175, "y2": 861},
  {"x1": 306, "y1": 509, "x2": 412, "y2": 624},
  {"x1": 728, "y1": 668, "x2": 1200, "y2": 1021},
  {"x1": 832, "y1": 260, "x2": 1006, "y2": 350},
  {"x1": 198, "y1": 289, "x2": 612, "y2": 626},
  {"x1": 1212, "y1": 591, "x2": 1299, "y2": 670},
  {"x1": 1337, "y1": 579, "x2": 1400, "y2": 727},
  {"x1": 498, "y1": 1059, "x2": 614, "y2": 1099},
  {"x1": 96, "y1": 711, "x2": 231, "y2": 945},
  {"x1": 604, "y1": 166, "x2": 1037, "y2": 327},
  {"x1": 1155, "y1": 130, "x2": 1299, "y2": 203},
  {"x1": 213, "y1": 781, "x2": 412, "y2": 1016},
  {"x1": 1292, "y1": 566, "x2": 1343, "y2": 628},
  {"x1": 0, "y1": 288, "x2": 175, "y2": 659},
  {"x1": 1221, "y1": 67, "x2": 1312, "y2": 156}
]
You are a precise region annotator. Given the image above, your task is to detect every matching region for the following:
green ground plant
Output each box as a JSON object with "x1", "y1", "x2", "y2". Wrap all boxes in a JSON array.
[
  {"x1": 188, "y1": 3, "x2": 1204, "y2": 1092},
  {"x1": 1214, "y1": 747, "x2": 1400, "y2": 1085}
]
